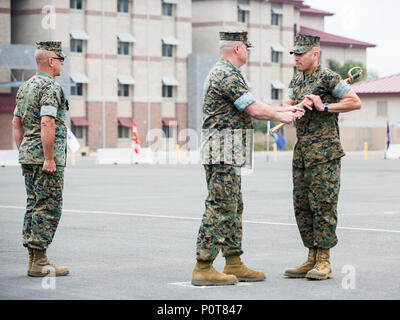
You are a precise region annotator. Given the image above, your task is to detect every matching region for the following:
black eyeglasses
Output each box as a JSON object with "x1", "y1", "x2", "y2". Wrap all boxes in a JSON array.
[{"x1": 51, "y1": 56, "x2": 65, "y2": 62}]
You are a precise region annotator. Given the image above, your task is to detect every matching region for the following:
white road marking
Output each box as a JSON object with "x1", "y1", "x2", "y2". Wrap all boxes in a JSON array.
[{"x1": 1, "y1": 205, "x2": 400, "y2": 234}]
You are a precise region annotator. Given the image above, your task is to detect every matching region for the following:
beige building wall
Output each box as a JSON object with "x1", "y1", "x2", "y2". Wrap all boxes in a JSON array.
[
  {"x1": 339, "y1": 95, "x2": 400, "y2": 125},
  {"x1": 6, "y1": 0, "x2": 191, "y2": 151},
  {"x1": 338, "y1": 95, "x2": 400, "y2": 150},
  {"x1": 0, "y1": 0, "x2": 11, "y2": 44},
  {"x1": 320, "y1": 46, "x2": 367, "y2": 69},
  {"x1": 192, "y1": 0, "x2": 299, "y2": 105},
  {"x1": 0, "y1": 0, "x2": 12, "y2": 149},
  {"x1": 0, "y1": 0, "x2": 11, "y2": 94},
  {"x1": 300, "y1": 14, "x2": 324, "y2": 31}
]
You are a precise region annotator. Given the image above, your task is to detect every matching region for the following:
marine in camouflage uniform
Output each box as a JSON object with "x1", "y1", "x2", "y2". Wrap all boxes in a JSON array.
[
  {"x1": 284, "y1": 34, "x2": 357, "y2": 280},
  {"x1": 192, "y1": 31, "x2": 266, "y2": 286},
  {"x1": 197, "y1": 57, "x2": 253, "y2": 262},
  {"x1": 13, "y1": 41, "x2": 69, "y2": 277}
]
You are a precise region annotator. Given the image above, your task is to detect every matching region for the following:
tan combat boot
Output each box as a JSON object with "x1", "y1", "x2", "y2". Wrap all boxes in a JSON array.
[
  {"x1": 284, "y1": 248, "x2": 317, "y2": 278},
  {"x1": 28, "y1": 248, "x2": 69, "y2": 277},
  {"x1": 191, "y1": 261, "x2": 238, "y2": 286},
  {"x1": 223, "y1": 255, "x2": 266, "y2": 282},
  {"x1": 305, "y1": 248, "x2": 332, "y2": 280},
  {"x1": 27, "y1": 247, "x2": 34, "y2": 275}
]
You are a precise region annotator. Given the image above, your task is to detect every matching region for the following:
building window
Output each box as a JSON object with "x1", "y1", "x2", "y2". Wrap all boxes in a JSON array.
[
  {"x1": 70, "y1": 0, "x2": 82, "y2": 10},
  {"x1": 162, "y1": 44, "x2": 173, "y2": 57},
  {"x1": 118, "y1": 84, "x2": 130, "y2": 97},
  {"x1": 271, "y1": 88, "x2": 280, "y2": 101},
  {"x1": 162, "y1": 85, "x2": 173, "y2": 98},
  {"x1": 118, "y1": 41, "x2": 129, "y2": 55},
  {"x1": 71, "y1": 83, "x2": 83, "y2": 96},
  {"x1": 117, "y1": 0, "x2": 129, "y2": 13},
  {"x1": 118, "y1": 126, "x2": 131, "y2": 139},
  {"x1": 71, "y1": 125, "x2": 84, "y2": 139},
  {"x1": 271, "y1": 5, "x2": 282, "y2": 26},
  {"x1": 271, "y1": 49, "x2": 280, "y2": 63},
  {"x1": 377, "y1": 101, "x2": 388, "y2": 117},
  {"x1": 162, "y1": 2, "x2": 173, "y2": 17},
  {"x1": 271, "y1": 13, "x2": 279, "y2": 26},
  {"x1": 162, "y1": 124, "x2": 173, "y2": 138},
  {"x1": 70, "y1": 39, "x2": 83, "y2": 53},
  {"x1": 238, "y1": 8, "x2": 246, "y2": 23}
]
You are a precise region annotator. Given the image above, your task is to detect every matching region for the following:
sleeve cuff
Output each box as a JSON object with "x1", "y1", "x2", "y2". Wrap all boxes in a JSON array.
[
  {"x1": 332, "y1": 80, "x2": 351, "y2": 99},
  {"x1": 13, "y1": 106, "x2": 20, "y2": 117},
  {"x1": 40, "y1": 105, "x2": 57, "y2": 118},
  {"x1": 234, "y1": 92, "x2": 256, "y2": 112}
]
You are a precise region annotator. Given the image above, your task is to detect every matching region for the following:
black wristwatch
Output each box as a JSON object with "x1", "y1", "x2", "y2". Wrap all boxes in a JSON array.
[{"x1": 323, "y1": 103, "x2": 329, "y2": 113}]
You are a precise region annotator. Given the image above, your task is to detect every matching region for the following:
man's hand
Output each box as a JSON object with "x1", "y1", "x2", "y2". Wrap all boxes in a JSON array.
[
  {"x1": 305, "y1": 94, "x2": 324, "y2": 111},
  {"x1": 278, "y1": 105, "x2": 305, "y2": 122},
  {"x1": 278, "y1": 105, "x2": 304, "y2": 114},
  {"x1": 42, "y1": 159, "x2": 56, "y2": 174},
  {"x1": 298, "y1": 97, "x2": 314, "y2": 111},
  {"x1": 277, "y1": 110, "x2": 298, "y2": 125}
]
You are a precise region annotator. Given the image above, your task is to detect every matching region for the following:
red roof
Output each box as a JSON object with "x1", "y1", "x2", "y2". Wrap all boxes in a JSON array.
[
  {"x1": 352, "y1": 74, "x2": 400, "y2": 96},
  {"x1": 300, "y1": 26, "x2": 376, "y2": 48},
  {"x1": 71, "y1": 117, "x2": 89, "y2": 127},
  {"x1": 300, "y1": 7, "x2": 334, "y2": 16},
  {"x1": 118, "y1": 117, "x2": 133, "y2": 128},
  {"x1": 0, "y1": 93, "x2": 15, "y2": 113},
  {"x1": 162, "y1": 117, "x2": 178, "y2": 127}
]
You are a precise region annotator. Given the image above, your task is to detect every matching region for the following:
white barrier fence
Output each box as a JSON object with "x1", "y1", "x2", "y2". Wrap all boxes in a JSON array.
[
  {"x1": 384, "y1": 144, "x2": 400, "y2": 160},
  {"x1": 2, "y1": 146, "x2": 399, "y2": 167},
  {"x1": 96, "y1": 148, "x2": 201, "y2": 165},
  {"x1": 0, "y1": 150, "x2": 19, "y2": 166}
]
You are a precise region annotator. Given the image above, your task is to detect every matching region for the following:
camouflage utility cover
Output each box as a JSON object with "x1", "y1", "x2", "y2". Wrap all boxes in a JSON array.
[
  {"x1": 201, "y1": 57, "x2": 255, "y2": 167},
  {"x1": 36, "y1": 41, "x2": 66, "y2": 58},
  {"x1": 14, "y1": 71, "x2": 68, "y2": 166},
  {"x1": 288, "y1": 64, "x2": 351, "y2": 168},
  {"x1": 290, "y1": 34, "x2": 320, "y2": 55},
  {"x1": 219, "y1": 30, "x2": 252, "y2": 48}
]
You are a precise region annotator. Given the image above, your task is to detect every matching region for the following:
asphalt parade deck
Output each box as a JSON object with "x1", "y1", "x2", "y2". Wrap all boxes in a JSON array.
[{"x1": 0, "y1": 152, "x2": 399, "y2": 300}]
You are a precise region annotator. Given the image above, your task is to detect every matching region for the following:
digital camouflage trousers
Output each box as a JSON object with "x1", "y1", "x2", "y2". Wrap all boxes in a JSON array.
[
  {"x1": 196, "y1": 164, "x2": 243, "y2": 261},
  {"x1": 21, "y1": 164, "x2": 64, "y2": 249},
  {"x1": 293, "y1": 159, "x2": 341, "y2": 249}
]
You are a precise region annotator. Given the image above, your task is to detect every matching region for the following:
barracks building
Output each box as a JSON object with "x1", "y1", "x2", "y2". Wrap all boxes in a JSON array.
[{"x1": 1, "y1": 0, "x2": 386, "y2": 153}]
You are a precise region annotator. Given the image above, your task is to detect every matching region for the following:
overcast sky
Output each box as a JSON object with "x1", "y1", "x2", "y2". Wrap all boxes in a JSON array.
[{"x1": 303, "y1": 0, "x2": 400, "y2": 78}]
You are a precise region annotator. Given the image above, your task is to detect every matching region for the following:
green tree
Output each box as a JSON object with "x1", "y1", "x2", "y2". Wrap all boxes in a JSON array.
[
  {"x1": 253, "y1": 119, "x2": 269, "y2": 134},
  {"x1": 328, "y1": 59, "x2": 367, "y2": 82}
]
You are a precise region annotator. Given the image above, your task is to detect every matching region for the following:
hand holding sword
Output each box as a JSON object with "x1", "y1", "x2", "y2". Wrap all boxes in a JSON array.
[{"x1": 269, "y1": 67, "x2": 363, "y2": 135}]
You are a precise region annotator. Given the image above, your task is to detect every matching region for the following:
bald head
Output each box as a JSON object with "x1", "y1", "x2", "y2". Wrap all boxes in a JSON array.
[
  {"x1": 218, "y1": 40, "x2": 248, "y2": 69},
  {"x1": 35, "y1": 49, "x2": 53, "y2": 67},
  {"x1": 35, "y1": 49, "x2": 63, "y2": 78},
  {"x1": 219, "y1": 40, "x2": 242, "y2": 54}
]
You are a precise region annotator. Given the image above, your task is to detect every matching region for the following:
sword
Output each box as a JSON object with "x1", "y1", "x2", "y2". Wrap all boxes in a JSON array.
[{"x1": 269, "y1": 67, "x2": 363, "y2": 135}]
